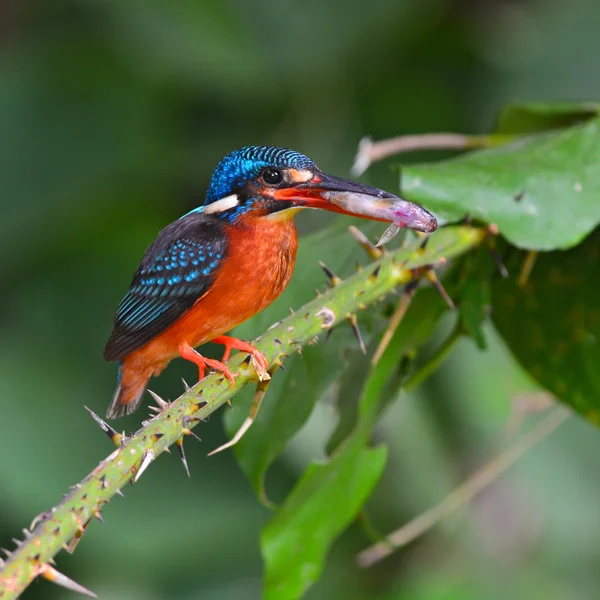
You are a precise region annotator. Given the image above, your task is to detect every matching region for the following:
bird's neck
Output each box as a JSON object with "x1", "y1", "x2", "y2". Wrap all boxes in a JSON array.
[
  {"x1": 232, "y1": 211, "x2": 299, "y2": 239},
  {"x1": 225, "y1": 212, "x2": 299, "y2": 302}
]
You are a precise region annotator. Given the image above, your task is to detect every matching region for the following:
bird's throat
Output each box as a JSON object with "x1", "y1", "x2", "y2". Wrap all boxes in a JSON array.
[{"x1": 266, "y1": 205, "x2": 304, "y2": 222}]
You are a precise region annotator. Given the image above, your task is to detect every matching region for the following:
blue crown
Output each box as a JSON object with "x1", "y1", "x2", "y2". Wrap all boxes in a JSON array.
[{"x1": 205, "y1": 146, "x2": 314, "y2": 204}]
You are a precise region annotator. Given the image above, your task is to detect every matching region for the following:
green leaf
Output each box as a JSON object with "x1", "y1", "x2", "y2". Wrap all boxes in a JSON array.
[
  {"x1": 400, "y1": 103, "x2": 600, "y2": 251},
  {"x1": 326, "y1": 287, "x2": 448, "y2": 454},
  {"x1": 492, "y1": 229, "x2": 600, "y2": 423},
  {"x1": 459, "y1": 276, "x2": 490, "y2": 350},
  {"x1": 261, "y1": 439, "x2": 387, "y2": 600},
  {"x1": 324, "y1": 345, "x2": 375, "y2": 455},
  {"x1": 259, "y1": 289, "x2": 453, "y2": 600},
  {"x1": 495, "y1": 102, "x2": 599, "y2": 134},
  {"x1": 225, "y1": 343, "x2": 350, "y2": 505},
  {"x1": 454, "y1": 246, "x2": 496, "y2": 350},
  {"x1": 259, "y1": 227, "x2": 485, "y2": 600}
]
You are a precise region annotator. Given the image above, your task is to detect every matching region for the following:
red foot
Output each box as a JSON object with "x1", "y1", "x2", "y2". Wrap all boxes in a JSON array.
[
  {"x1": 178, "y1": 342, "x2": 236, "y2": 386},
  {"x1": 211, "y1": 335, "x2": 269, "y2": 371}
]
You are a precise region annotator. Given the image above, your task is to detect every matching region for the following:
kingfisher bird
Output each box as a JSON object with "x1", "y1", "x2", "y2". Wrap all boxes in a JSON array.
[{"x1": 104, "y1": 145, "x2": 436, "y2": 419}]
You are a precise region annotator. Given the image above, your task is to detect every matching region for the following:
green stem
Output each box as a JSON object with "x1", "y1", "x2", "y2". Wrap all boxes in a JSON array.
[
  {"x1": 403, "y1": 323, "x2": 463, "y2": 393},
  {"x1": 0, "y1": 225, "x2": 484, "y2": 600}
]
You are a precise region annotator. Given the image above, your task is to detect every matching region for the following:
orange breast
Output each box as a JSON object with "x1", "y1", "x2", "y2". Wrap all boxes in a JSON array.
[{"x1": 126, "y1": 215, "x2": 298, "y2": 373}]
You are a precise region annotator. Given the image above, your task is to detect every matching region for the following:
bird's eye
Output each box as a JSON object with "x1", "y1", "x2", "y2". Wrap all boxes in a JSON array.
[{"x1": 262, "y1": 168, "x2": 283, "y2": 185}]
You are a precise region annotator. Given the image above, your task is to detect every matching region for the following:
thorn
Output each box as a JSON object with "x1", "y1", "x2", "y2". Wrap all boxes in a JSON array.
[
  {"x1": 84, "y1": 406, "x2": 123, "y2": 447},
  {"x1": 183, "y1": 428, "x2": 202, "y2": 443},
  {"x1": 347, "y1": 314, "x2": 367, "y2": 354},
  {"x1": 147, "y1": 389, "x2": 169, "y2": 410},
  {"x1": 184, "y1": 415, "x2": 204, "y2": 424},
  {"x1": 175, "y1": 438, "x2": 191, "y2": 477},
  {"x1": 418, "y1": 236, "x2": 430, "y2": 251},
  {"x1": 192, "y1": 400, "x2": 208, "y2": 411},
  {"x1": 65, "y1": 519, "x2": 90, "y2": 554},
  {"x1": 318, "y1": 261, "x2": 342, "y2": 286},
  {"x1": 325, "y1": 328, "x2": 334, "y2": 342},
  {"x1": 251, "y1": 355, "x2": 271, "y2": 382},
  {"x1": 314, "y1": 288, "x2": 322, "y2": 297},
  {"x1": 182, "y1": 378, "x2": 191, "y2": 392},
  {"x1": 226, "y1": 399, "x2": 233, "y2": 408},
  {"x1": 289, "y1": 306, "x2": 295, "y2": 315},
  {"x1": 115, "y1": 489, "x2": 124, "y2": 497},
  {"x1": 369, "y1": 265, "x2": 381, "y2": 282},
  {"x1": 425, "y1": 270, "x2": 455, "y2": 309},
  {"x1": 30, "y1": 510, "x2": 53, "y2": 530},
  {"x1": 1, "y1": 548, "x2": 11, "y2": 557},
  {"x1": 93, "y1": 510, "x2": 104, "y2": 524},
  {"x1": 488, "y1": 246, "x2": 509, "y2": 279},
  {"x1": 133, "y1": 450, "x2": 155, "y2": 483},
  {"x1": 348, "y1": 225, "x2": 384, "y2": 259},
  {"x1": 40, "y1": 564, "x2": 98, "y2": 598}
]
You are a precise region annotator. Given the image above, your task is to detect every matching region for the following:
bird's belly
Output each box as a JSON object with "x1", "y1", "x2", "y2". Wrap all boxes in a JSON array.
[{"x1": 131, "y1": 219, "x2": 298, "y2": 369}]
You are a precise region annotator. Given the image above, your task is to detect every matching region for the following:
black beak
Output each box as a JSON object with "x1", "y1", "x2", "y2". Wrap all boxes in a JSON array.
[{"x1": 275, "y1": 171, "x2": 437, "y2": 234}]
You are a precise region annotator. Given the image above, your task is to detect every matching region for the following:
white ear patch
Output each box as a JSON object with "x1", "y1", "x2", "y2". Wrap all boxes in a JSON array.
[
  {"x1": 289, "y1": 169, "x2": 313, "y2": 183},
  {"x1": 204, "y1": 194, "x2": 240, "y2": 214}
]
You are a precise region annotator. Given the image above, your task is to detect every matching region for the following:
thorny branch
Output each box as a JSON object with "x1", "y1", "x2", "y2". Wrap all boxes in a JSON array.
[{"x1": 0, "y1": 225, "x2": 486, "y2": 599}]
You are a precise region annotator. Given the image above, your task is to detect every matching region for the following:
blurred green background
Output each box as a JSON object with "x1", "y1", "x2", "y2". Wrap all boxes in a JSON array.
[{"x1": 2, "y1": 1, "x2": 600, "y2": 599}]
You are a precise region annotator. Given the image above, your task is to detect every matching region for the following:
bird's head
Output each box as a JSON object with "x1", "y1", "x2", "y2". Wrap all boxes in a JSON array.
[{"x1": 201, "y1": 145, "x2": 436, "y2": 233}]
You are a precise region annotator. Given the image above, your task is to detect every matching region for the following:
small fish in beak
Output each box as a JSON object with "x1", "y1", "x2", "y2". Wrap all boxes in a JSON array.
[
  {"x1": 276, "y1": 171, "x2": 437, "y2": 245},
  {"x1": 320, "y1": 190, "x2": 437, "y2": 245}
]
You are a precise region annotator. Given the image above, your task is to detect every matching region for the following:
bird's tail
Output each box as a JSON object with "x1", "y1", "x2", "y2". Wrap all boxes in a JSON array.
[{"x1": 106, "y1": 363, "x2": 149, "y2": 419}]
